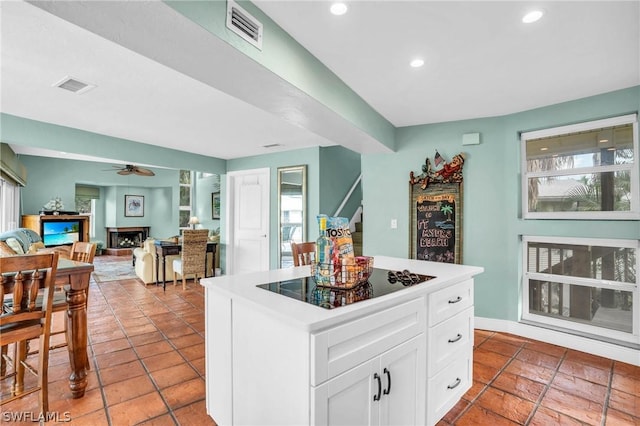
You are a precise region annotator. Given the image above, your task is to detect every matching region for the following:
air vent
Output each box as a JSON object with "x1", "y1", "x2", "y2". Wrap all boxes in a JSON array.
[
  {"x1": 53, "y1": 76, "x2": 96, "y2": 94},
  {"x1": 226, "y1": 0, "x2": 263, "y2": 50},
  {"x1": 263, "y1": 143, "x2": 282, "y2": 148}
]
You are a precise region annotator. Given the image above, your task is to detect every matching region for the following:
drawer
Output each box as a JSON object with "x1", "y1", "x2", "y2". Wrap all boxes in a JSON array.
[
  {"x1": 427, "y1": 351, "x2": 472, "y2": 426},
  {"x1": 311, "y1": 297, "x2": 425, "y2": 386},
  {"x1": 428, "y1": 306, "x2": 473, "y2": 377},
  {"x1": 428, "y1": 279, "x2": 473, "y2": 326}
]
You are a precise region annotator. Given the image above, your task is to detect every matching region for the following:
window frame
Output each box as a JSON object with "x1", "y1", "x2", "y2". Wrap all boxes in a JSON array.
[
  {"x1": 521, "y1": 114, "x2": 639, "y2": 220},
  {"x1": 522, "y1": 235, "x2": 639, "y2": 345}
]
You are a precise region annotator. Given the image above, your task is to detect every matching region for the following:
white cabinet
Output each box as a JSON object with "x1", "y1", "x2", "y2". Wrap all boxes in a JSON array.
[
  {"x1": 312, "y1": 336, "x2": 425, "y2": 426},
  {"x1": 426, "y1": 280, "x2": 474, "y2": 426}
]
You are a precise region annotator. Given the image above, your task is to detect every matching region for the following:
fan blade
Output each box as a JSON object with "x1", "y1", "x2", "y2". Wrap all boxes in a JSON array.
[
  {"x1": 134, "y1": 167, "x2": 155, "y2": 176},
  {"x1": 117, "y1": 170, "x2": 133, "y2": 175}
]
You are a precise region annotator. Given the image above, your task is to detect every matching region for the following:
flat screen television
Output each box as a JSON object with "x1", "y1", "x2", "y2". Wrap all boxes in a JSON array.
[{"x1": 42, "y1": 219, "x2": 81, "y2": 247}]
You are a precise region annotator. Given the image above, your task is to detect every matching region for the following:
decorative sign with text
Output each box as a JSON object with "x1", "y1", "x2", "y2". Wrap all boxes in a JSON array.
[{"x1": 409, "y1": 152, "x2": 464, "y2": 264}]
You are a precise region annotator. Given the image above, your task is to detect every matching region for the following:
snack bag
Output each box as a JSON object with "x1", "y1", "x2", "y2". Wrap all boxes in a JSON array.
[{"x1": 317, "y1": 215, "x2": 354, "y2": 259}]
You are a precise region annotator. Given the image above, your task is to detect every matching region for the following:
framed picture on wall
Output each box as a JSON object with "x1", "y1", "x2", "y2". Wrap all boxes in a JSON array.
[
  {"x1": 125, "y1": 195, "x2": 144, "y2": 217},
  {"x1": 212, "y1": 192, "x2": 221, "y2": 219}
]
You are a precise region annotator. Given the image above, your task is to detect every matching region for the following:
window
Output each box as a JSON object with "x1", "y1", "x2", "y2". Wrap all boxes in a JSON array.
[
  {"x1": 179, "y1": 170, "x2": 192, "y2": 228},
  {"x1": 0, "y1": 176, "x2": 20, "y2": 233},
  {"x1": 522, "y1": 236, "x2": 638, "y2": 345},
  {"x1": 521, "y1": 114, "x2": 638, "y2": 219}
]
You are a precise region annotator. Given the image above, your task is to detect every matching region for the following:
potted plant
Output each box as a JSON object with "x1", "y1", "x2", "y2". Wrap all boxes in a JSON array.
[{"x1": 92, "y1": 240, "x2": 105, "y2": 256}]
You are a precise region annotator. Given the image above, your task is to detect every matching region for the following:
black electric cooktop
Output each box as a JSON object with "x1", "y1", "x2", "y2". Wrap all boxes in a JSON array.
[{"x1": 257, "y1": 268, "x2": 435, "y2": 310}]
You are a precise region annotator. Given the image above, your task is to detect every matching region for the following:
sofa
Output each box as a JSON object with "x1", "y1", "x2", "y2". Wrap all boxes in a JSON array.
[
  {"x1": 133, "y1": 239, "x2": 179, "y2": 284},
  {"x1": 0, "y1": 228, "x2": 71, "y2": 258}
]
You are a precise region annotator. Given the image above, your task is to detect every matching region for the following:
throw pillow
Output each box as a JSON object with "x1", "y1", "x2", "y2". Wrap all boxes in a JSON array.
[
  {"x1": 0, "y1": 241, "x2": 16, "y2": 257},
  {"x1": 5, "y1": 237, "x2": 24, "y2": 254},
  {"x1": 28, "y1": 241, "x2": 46, "y2": 253}
]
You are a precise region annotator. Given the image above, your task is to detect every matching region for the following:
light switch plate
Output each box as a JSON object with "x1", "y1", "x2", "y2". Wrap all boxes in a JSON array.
[{"x1": 462, "y1": 132, "x2": 480, "y2": 145}]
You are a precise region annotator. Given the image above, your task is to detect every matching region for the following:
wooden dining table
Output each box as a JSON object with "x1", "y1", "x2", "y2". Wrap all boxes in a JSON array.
[{"x1": 55, "y1": 258, "x2": 94, "y2": 399}]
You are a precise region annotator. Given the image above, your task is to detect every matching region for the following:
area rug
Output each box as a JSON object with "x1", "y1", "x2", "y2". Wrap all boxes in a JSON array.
[{"x1": 92, "y1": 257, "x2": 138, "y2": 283}]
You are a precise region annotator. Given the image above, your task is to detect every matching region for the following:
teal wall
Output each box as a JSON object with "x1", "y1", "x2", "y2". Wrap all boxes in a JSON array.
[
  {"x1": 362, "y1": 86, "x2": 640, "y2": 322},
  {"x1": 319, "y1": 146, "x2": 362, "y2": 219},
  {"x1": 19, "y1": 155, "x2": 181, "y2": 244}
]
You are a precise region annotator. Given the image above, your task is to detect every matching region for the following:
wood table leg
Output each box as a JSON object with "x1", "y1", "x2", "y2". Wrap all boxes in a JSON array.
[{"x1": 65, "y1": 276, "x2": 89, "y2": 399}]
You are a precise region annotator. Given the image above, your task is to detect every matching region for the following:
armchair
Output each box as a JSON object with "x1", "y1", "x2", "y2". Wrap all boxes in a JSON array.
[{"x1": 133, "y1": 239, "x2": 178, "y2": 284}]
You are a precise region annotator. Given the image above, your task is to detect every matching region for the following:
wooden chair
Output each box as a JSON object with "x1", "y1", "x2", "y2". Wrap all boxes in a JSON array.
[
  {"x1": 173, "y1": 229, "x2": 209, "y2": 290},
  {"x1": 46, "y1": 242, "x2": 96, "y2": 355},
  {"x1": 291, "y1": 241, "x2": 316, "y2": 266},
  {"x1": 0, "y1": 252, "x2": 59, "y2": 415}
]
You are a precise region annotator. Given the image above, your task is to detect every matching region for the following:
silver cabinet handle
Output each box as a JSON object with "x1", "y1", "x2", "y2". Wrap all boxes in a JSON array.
[
  {"x1": 448, "y1": 296, "x2": 462, "y2": 304},
  {"x1": 447, "y1": 378, "x2": 461, "y2": 389}
]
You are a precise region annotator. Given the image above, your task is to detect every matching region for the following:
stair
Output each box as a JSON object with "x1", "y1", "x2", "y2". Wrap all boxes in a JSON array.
[{"x1": 352, "y1": 221, "x2": 363, "y2": 256}]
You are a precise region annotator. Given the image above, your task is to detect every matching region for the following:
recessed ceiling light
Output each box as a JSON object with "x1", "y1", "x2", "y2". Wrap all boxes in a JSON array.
[
  {"x1": 599, "y1": 139, "x2": 609, "y2": 143},
  {"x1": 330, "y1": 2, "x2": 348, "y2": 16},
  {"x1": 540, "y1": 147, "x2": 548, "y2": 151},
  {"x1": 522, "y1": 10, "x2": 544, "y2": 24},
  {"x1": 410, "y1": 58, "x2": 424, "y2": 68}
]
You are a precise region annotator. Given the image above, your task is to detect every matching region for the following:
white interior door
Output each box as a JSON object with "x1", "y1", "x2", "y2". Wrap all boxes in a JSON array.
[{"x1": 227, "y1": 168, "x2": 270, "y2": 275}]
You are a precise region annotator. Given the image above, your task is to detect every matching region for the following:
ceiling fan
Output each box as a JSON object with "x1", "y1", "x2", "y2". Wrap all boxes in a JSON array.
[{"x1": 109, "y1": 164, "x2": 155, "y2": 176}]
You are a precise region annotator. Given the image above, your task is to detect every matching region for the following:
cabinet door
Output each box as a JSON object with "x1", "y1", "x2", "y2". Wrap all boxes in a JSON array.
[
  {"x1": 312, "y1": 359, "x2": 379, "y2": 426},
  {"x1": 379, "y1": 336, "x2": 426, "y2": 426}
]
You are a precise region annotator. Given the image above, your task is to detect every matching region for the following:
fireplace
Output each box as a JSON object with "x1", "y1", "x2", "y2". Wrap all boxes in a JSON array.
[{"x1": 106, "y1": 226, "x2": 150, "y2": 250}]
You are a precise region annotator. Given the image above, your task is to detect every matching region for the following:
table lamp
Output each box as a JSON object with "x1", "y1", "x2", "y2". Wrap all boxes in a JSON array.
[{"x1": 188, "y1": 216, "x2": 200, "y2": 229}]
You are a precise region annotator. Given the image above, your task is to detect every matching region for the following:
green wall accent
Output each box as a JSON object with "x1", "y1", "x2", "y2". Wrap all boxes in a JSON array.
[
  {"x1": 319, "y1": 146, "x2": 362, "y2": 219},
  {"x1": 362, "y1": 86, "x2": 640, "y2": 322},
  {"x1": 1, "y1": 113, "x2": 226, "y2": 174},
  {"x1": 164, "y1": 0, "x2": 395, "y2": 151}
]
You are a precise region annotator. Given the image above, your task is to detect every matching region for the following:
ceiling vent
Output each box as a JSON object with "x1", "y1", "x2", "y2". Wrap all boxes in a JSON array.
[
  {"x1": 53, "y1": 76, "x2": 96, "y2": 94},
  {"x1": 226, "y1": 0, "x2": 263, "y2": 50}
]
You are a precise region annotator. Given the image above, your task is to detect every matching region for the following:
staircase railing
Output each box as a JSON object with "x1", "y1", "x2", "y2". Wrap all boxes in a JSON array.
[{"x1": 334, "y1": 174, "x2": 362, "y2": 217}]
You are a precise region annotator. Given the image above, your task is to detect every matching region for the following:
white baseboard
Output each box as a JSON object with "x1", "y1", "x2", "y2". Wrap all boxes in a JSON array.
[{"x1": 475, "y1": 317, "x2": 640, "y2": 366}]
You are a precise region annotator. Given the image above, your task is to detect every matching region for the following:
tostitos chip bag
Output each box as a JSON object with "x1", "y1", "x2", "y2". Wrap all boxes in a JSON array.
[{"x1": 317, "y1": 215, "x2": 354, "y2": 259}]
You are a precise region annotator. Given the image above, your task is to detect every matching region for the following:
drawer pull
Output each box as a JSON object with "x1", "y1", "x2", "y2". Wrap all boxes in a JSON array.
[
  {"x1": 447, "y1": 378, "x2": 461, "y2": 390},
  {"x1": 383, "y1": 368, "x2": 391, "y2": 395},
  {"x1": 373, "y1": 373, "x2": 382, "y2": 401},
  {"x1": 448, "y1": 333, "x2": 463, "y2": 343},
  {"x1": 448, "y1": 296, "x2": 462, "y2": 304}
]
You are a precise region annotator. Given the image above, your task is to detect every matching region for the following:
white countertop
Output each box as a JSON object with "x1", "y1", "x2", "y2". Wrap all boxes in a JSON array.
[{"x1": 200, "y1": 255, "x2": 483, "y2": 333}]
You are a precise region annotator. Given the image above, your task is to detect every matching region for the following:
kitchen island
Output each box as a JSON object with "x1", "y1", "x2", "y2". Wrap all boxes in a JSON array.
[{"x1": 200, "y1": 255, "x2": 483, "y2": 426}]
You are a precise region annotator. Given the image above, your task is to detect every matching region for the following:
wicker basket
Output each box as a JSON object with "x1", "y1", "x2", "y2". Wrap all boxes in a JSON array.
[{"x1": 311, "y1": 256, "x2": 374, "y2": 289}]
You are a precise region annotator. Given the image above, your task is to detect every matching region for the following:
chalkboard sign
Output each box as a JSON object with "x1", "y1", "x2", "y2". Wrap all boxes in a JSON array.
[{"x1": 410, "y1": 182, "x2": 462, "y2": 263}]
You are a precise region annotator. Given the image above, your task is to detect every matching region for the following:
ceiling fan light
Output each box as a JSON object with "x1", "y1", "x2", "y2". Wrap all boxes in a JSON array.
[{"x1": 410, "y1": 58, "x2": 424, "y2": 68}]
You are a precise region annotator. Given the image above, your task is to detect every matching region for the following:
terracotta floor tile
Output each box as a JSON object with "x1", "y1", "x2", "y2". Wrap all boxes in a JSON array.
[
  {"x1": 150, "y1": 363, "x2": 199, "y2": 389},
  {"x1": 551, "y1": 371, "x2": 608, "y2": 404},
  {"x1": 108, "y1": 391, "x2": 168, "y2": 425},
  {"x1": 94, "y1": 348, "x2": 138, "y2": 370},
  {"x1": 491, "y1": 333, "x2": 529, "y2": 347},
  {"x1": 455, "y1": 404, "x2": 519, "y2": 426},
  {"x1": 135, "y1": 340, "x2": 176, "y2": 359},
  {"x1": 504, "y1": 358, "x2": 555, "y2": 384},
  {"x1": 479, "y1": 339, "x2": 521, "y2": 358},
  {"x1": 529, "y1": 406, "x2": 583, "y2": 426},
  {"x1": 515, "y1": 348, "x2": 562, "y2": 370},
  {"x1": 565, "y1": 349, "x2": 614, "y2": 371},
  {"x1": 103, "y1": 374, "x2": 156, "y2": 406},
  {"x1": 171, "y1": 333, "x2": 204, "y2": 349},
  {"x1": 474, "y1": 347, "x2": 511, "y2": 370},
  {"x1": 160, "y1": 377, "x2": 206, "y2": 410},
  {"x1": 476, "y1": 386, "x2": 535, "y2": 424},
  {"x1": 123, "y1": 323, "x2": 160, "y2": 337},
  {"x1": 605, "y1": 408, "x2": 640, "y2": 426},
  {"x1": 66, "y1": 407, "x2": 109, "y2": 426},
  {"x1": 540, "y1": 387, "x2": 603, "y2": 425},
  {"x1": 462, "y1": 380, "x2": 487, "y2": 402},
  {"x1": 558, "y1": 359, "x2": 611, "y2": 385},
  {"x1": 136, "y1": 413, "x2": 178, "y2": 425},
  {"x1": 48, "y1": 387, "x2": 105, "y2": 421},
  {"x1": 611, "y1": 372, "x2": 640, "y2": 394},
  {"x1": 89, "y1": 328, "x2": 127, "y2": 344},
  {"x1": 524, "y1": 340, "x2": 567, "y2": 358},
  {"x1": 609, "y1": 388, "x2": 640, "y2": 418},
  {"x1": 173, "y1": 400, "x2": 217, "y2": 426},
  {"x1": 441, "y1": 397, "x2": 469, "y2": 423},
  {"x1": 179, "y1": 343, "x2": 205, "y2": 362},
  {"x1": 142, "y1": 348, "x2": 184, "y2": 370},
  {"x1": 128, "y1": 331, "x2": 165, "y2": 347},
  {"x1": 491, "y1": 371, "x2": 546, "y2": 402},
  {"x1": 613, "y1": 360, "x2": 640, "y2": 378},
  {"x1": 99, "y1": 359, "x2": 147, "y2": 386},
  {"x1": 190, "y1": 357, "x2": 206, "y2": 376},
  {"x1": 473, "y1": 361, "x2": 501, "y2": 384},
  {"x1": 163, "y1": 326, "x2": 197, "y2": 339},
  {"x1": 90, "y1": 337, "x2": 131, "y2": 355}
]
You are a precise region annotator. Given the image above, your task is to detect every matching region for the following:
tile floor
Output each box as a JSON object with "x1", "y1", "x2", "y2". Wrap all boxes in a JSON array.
[{"x1": 1, "y1": 255, "x2": 639, "y2": 425}]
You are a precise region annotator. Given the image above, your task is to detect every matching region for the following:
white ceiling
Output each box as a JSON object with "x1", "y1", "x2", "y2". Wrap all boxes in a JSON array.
[{"x1": 2, "y1": 1, "x2": 638, "y2": 164}]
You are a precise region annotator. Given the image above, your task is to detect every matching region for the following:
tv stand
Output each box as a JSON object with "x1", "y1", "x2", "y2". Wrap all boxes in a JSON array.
[{"x1": 22, "y1": 214, "x2": 90, "y2": 244}]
